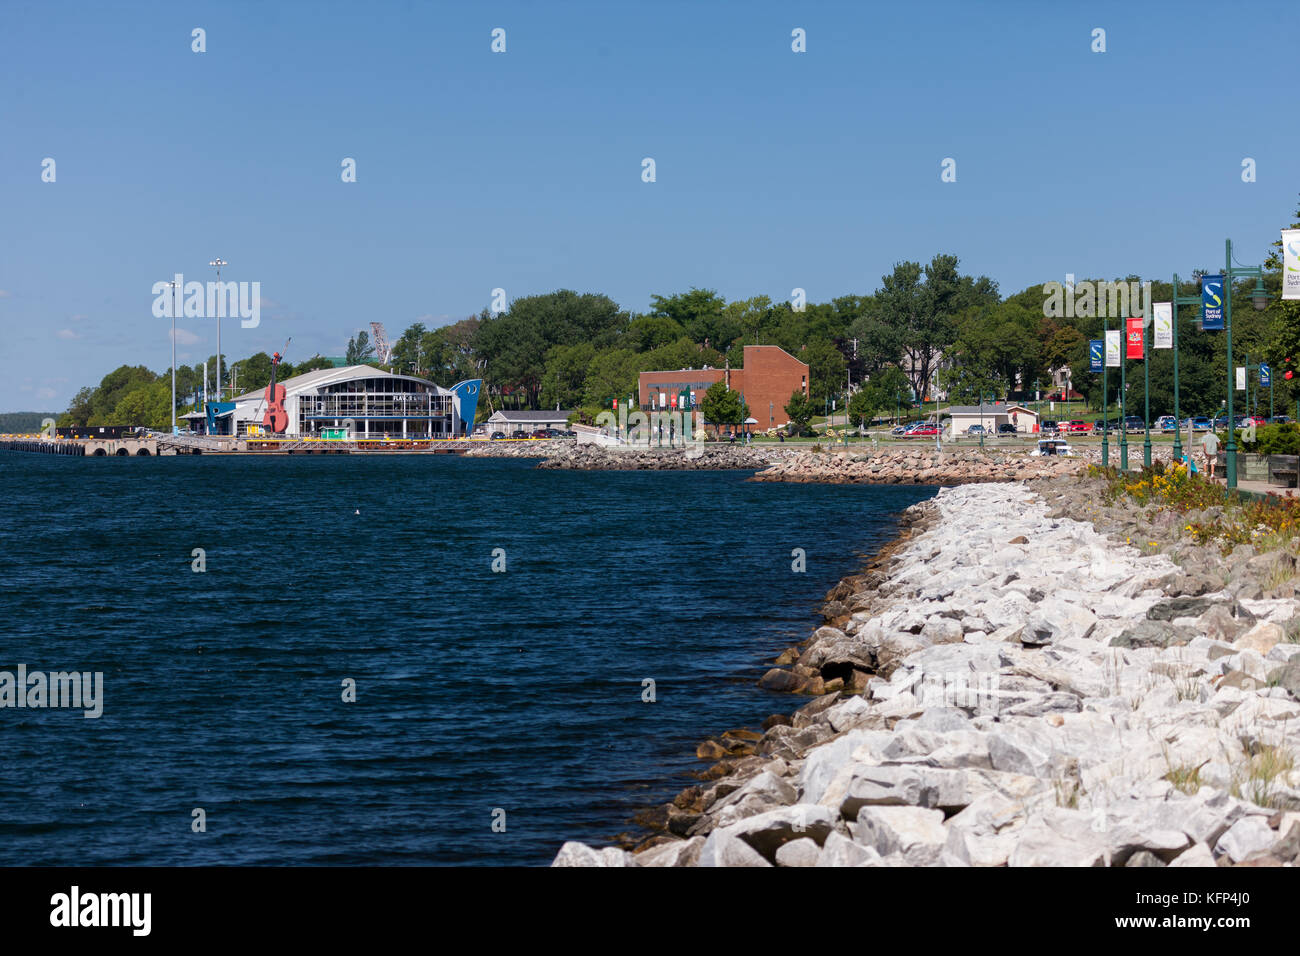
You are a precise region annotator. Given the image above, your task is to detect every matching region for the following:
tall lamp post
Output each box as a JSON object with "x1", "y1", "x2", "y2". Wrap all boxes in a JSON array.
[
  {"x1": 209, "y1": 258, "x2": 227, "y2": 399},
  {"x1": 1120, "y1": 327, "x2": 1129, "y2": 472},
  {"x1": 168, "y1": 279, "x2": 179, "y2": 434},
  {"x1": 1220, "y1": 238, "x2": 1272, "y2": 489},
  {"x1": 1170, "y1": 275, "x2": 1201, "y2": 463},
  {"x1": 1101, "y1": 315, "x2": 1110, "y2": 467},
  {"x1": 1142, "y1": 310, "x2": 1152, "y2": 469}
]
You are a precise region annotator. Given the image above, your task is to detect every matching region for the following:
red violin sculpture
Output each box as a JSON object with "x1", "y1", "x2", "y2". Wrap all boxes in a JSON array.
[{"x1": 263, "y1": 351, "x2": 288, "y2": 433}]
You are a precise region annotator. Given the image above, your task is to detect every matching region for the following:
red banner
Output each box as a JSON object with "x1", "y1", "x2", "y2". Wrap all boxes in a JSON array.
[{"x1": 1126, "y1": 317, "x2": 1145, "y2": 360}]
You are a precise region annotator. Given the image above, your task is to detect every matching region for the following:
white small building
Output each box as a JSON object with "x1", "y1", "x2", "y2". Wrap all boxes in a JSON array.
[
  {"x1": 482, "y1": 410, "x2": 574, "y2": 437},
  {"x1": 943, "y1": 403, "x2": 1040, "y2": 434}
]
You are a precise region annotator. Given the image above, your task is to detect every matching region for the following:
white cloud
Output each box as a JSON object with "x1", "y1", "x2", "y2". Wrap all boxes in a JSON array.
[
  {"x1": 57, "y1": 329, "x2": 80, "y2": 340},
  {"x1": 35, "y1": 387, "x2": 56, "y2": 401},
  {"x1": 0, "y1": 290, "x2": 11, "y2": 299},
  {"x1": 170, "y1": 328, "x2": 201, "y2": 346}
]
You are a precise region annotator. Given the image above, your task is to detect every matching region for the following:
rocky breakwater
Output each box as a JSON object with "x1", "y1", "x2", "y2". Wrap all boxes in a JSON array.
[
  {"x1": 553, "y1": 480, "x2": 1300, "y2": 867},
  {"x1": 534, "y1": 442, "x2": 782, "y2": 471},
  {"x1": 751, "y1": 447, "x2": 1082, "y2": 485}
]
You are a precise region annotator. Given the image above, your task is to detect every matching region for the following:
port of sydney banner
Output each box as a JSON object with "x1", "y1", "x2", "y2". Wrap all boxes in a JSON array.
[
  {"x1": 1089, "y1": 339, "x2": 1103, "y2": 372},
  {"x1": 1284, "y1": 230, "x2": 1300, "y2": 300},
  {"x1": 1202, "y1": 276, "x2": 1224, "y2": 330},
  {"x1": 1152, "y1": 302, "x2": 1173, "y2": 349},
  {"x1": 1105, "y1": 330, "x2": 1121, "y2": 367}
]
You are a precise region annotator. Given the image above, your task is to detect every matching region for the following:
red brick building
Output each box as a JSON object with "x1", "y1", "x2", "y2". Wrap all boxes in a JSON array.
[{"x1": 638, "y1": 345, "x2": 809, "y2": 430}]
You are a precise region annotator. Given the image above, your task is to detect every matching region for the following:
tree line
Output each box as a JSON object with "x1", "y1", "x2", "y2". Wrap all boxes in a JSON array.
[{"x1": 60, "y1": 197, "x2": 1300, "y2": 431}]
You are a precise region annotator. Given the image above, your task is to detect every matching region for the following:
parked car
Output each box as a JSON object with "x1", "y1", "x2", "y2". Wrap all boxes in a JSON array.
[
  {"x1": 1156, "y1": 415, "x2": 1177, "y2": 432},
  {"x1": 1039, "y1": 420, "x2": 1059, "y2": 434},
  {"x1": 890, "y1": 424, "x2": 908, "y2": 436},
  {"x1": 1188, "y1": 417, "x2": 1212, "y2": 432},
  {"x1": 489, "y1": 432, "x2": 506, "y2": 440},
  {"x1": 997, "y1": 423, "x2": 1018, "y2": 435},
  {"x1": 1123, "y1": 416, "x2": 1144, "y2": 433},
  {"x1": 510, "y1": 429, "x2": 530, "y2": 439},
  {"x1": 1062, "y1": 420, "x2": 1091, "y2": 434},
  {"x1": 906, "y1": 424, "x2": 940, "y2": 437},
  {"x1": 1243, "y1": 416, "x2": 1267, "y2": 428},
  {"x1": 966, "y1": 424, "x2": 986, "y2": 435},
  {"x1": 1270, "y1": 415, "x2": 1292, "y2": 425}
]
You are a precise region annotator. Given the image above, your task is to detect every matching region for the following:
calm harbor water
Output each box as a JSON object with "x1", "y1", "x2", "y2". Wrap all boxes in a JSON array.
[{"x1": 0, "y1": 452, "x2": 936, "y2": 865}]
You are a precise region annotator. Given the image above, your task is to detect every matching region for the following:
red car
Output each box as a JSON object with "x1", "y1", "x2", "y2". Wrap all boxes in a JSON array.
[
  {"x1": 906, "y1": 424, "x2": 940, "y2": 437},
  {"x1": 1062, "y1": 420, "x2": 1091, "y2": 434}
]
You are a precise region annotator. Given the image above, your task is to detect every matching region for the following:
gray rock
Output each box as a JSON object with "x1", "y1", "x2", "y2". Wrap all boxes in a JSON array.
[
  {"x1": 697, "y1": 828, "x2": 772, "y2": 867},
  {"x1": 718, "y1": 804, "x2": 835, "y2": 862},
  {"x1": 634, "y1": 837, "x2": 704, "y2": 867},
  {"x1": 1168, "y1": 843, "x2": 1217, "y2": 867},
  {"x1": 551, "y1": 842, "x2": 632, "y2": 867},
  {"x1": 816, "y1": 830, "x2": 885, "y2": 867},
  {"x1": 1125, "y1": 850, "x2": 1166, "y2": 867},
  {"x1": 987, "y1": 723, "x2": 1058, "y2": 778},
  {"x1": 1110, "y1": 619, "x2": 1194, "y2": 649},
  {"x1": 1215, "y1": 816, "x2": 1277, "y2": 863},
  {"x1": 850, "y1": 806, "x2": 948, "y2": 865},
  {"x1": 774, "y1": 836, "x2": 821, "y2": 867}
]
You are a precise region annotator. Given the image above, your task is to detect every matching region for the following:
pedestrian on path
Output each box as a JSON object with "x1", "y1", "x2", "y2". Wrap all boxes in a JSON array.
[{"x1": 1202, "y1": 429, "x2": 1220, "y2": 480}]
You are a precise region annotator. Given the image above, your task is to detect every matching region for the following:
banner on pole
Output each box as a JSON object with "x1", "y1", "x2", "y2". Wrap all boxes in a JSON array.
[
  {"x1": 1104, "y1": 330, "x2": 1121, "y2": 367},
  {"x1": 1126, "y1": 317, "x2": 1144, "y2": 359},
  {"x1": 1261, "y1": 364, "x2": 1271, "y2": 387},
  {"x1": 1202, "y1": 276, "x2": 1224, "y2": 330},
  {"x1": 1237, "y1": 367, "x2": 1246, "y2": 390},
  {"x1": 1152, "y1": 302, "x2": 1173, "y2": 349},
  {"x1": 1283, "y1": 230, "x2": 1300, "y2": 301},
  {"x1": 1089, "y1": 339, "x2": 1103, "y2": 372}
]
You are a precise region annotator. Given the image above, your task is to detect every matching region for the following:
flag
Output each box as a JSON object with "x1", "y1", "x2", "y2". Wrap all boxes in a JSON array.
[
  {"x1": 1202, "y1": 276, "x2": 1224, "y2": 330},
  {"x1": 1089, "y1": 339, "x2": 1103, "y2": 372},
  {"x1": 1126, "y1": 317, "x2": 1144, "y2": 359},
  {"x1": 1260, "y1": 364, "x2": 1271, "y2": 387},
  {"x1": 1237, "y1": 367, "x2": 1246, "y2": 390},
  {"x1": 1105, "y1": 330, "x2": 1121, "y2": 367},
  {"x1": 1152, "y1": 302, "x2": 1173, "y2": 349}
]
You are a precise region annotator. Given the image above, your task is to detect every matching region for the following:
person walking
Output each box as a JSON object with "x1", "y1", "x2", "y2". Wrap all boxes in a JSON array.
[{"x1": 1202, "y1": 428, "x2": 1220, "y2": 480}]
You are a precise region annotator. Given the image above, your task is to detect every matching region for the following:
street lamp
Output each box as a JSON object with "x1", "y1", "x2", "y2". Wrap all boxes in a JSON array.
[
  {"x1": 209, "y1": 258, "x2": 227, "y2": 399},
  {"x1": 1221, "y1": 239, "x2": 1271, "y2": 489},
  {"x1": 1170, "y1": 274, "x2": 1201, "y2": 463},
  {"x1": 167, "y1": 279, "x2": 179, "y2": 434}
]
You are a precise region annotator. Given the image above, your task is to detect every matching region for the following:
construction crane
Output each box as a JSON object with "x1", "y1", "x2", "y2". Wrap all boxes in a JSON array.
[{"x1": 370, "y1": 322, "x2": 394, "y2": 365}]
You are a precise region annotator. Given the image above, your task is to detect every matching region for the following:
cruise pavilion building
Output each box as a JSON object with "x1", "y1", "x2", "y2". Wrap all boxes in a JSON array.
[{"x1": 208, "y1": 366, "x2": 481, "y2": 439}]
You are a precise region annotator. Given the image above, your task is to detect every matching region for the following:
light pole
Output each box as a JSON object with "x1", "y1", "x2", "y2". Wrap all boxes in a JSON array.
[
  {"x1": 1120, "y1": 327, "x2": 1129, "y2": 472},
  {"x1": 1142, "y1": 310, "x2": 1152, "y2": 469},
  {"x1": 1220, "y1": 238, "x2": 1271, "y2": 489},
  {"x1": 1170, "y1": 275, "x2": 1200, "y2": 463},
  {"x1": 1101, "y1": 315, "x2": 1109, "y2": 468},
  {"x1": 209, "y1": 258, "x2": 227, "y2": 398},
  {"x1": 168, "y1": 279, "x2": 179, "y2": 434}
]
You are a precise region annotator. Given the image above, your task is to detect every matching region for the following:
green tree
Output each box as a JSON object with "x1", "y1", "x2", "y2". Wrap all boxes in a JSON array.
[
  {"x1": 345, "y1": 330, "x2": 375, "y2": 364},
  {"x1": 849, "y1": 366, "x2": 909, "y2": 426},
  {"x1": 784, "y1": 389, "x2": 815, "y2": 435},
  {"x1": 798, "y1": 338, "x2": 848, "y2": 406},
  {"x1": 583, "y1": 348, "x2": 641, "y2": 407},
  {"x1": 700, "y1": 381, "x2": 748, "y2": 430}
]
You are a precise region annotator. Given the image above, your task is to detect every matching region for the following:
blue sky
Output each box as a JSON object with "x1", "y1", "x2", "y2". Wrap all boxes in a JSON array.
[{"x1": 1, "y1": 0, "x2": 1294, "y2": 411}]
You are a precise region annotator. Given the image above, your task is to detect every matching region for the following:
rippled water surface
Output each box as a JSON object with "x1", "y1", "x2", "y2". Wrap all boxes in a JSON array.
[{"x1": 0, "y1": 452, "x2": 936, "y2": 865}]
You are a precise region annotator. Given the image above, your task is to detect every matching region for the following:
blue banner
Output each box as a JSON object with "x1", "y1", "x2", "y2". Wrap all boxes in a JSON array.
[
  {"x1": 1202, "y1": 275, "x2": 1224, "y2": 330},
  {"x1": 1089, "y1": 339, "x2": 1103, "y2": 372},
  {"x1": 1260, "y1": 363, "x2": 1271, "y2": 387}
]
